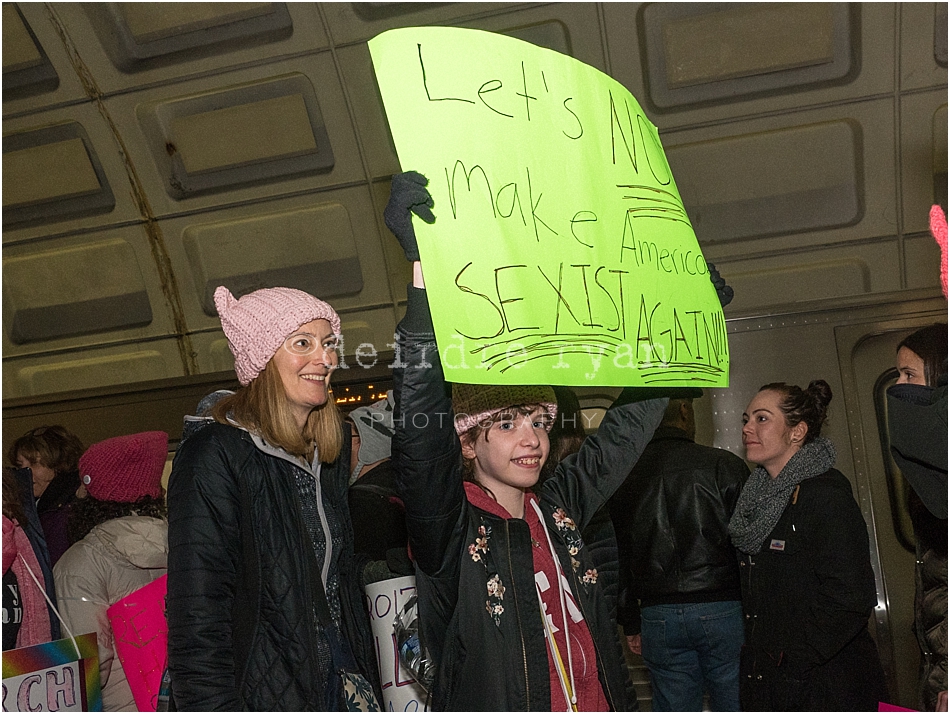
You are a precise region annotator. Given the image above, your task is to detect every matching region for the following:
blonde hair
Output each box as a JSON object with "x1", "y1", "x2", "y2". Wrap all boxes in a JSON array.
[{"x1": 211, "y1": 359, "x2": 343, "y2": 463}]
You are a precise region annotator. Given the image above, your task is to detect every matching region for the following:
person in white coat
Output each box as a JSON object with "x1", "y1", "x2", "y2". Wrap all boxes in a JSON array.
[{"x1": 53, "y1": 431, "x2": 168, "y2": 712}]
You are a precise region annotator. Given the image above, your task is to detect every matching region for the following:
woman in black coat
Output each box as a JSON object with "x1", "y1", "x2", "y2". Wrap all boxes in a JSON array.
[
  {"x1": 166, "y1": 286, "x2": 379, "y2": 711},
  {"x1": 729, "y1": 380, "x2": 887, "y2": 711}
]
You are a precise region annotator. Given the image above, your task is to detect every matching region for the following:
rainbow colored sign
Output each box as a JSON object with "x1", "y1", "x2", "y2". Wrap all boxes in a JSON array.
[{"x1": 2, "y1": 633, "x2": 102, "y2": 712}]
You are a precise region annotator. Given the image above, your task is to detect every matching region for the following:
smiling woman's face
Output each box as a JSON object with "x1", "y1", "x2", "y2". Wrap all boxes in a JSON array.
[{"x1": 271, "y1": 318, "x2": 339, "y2": 429}]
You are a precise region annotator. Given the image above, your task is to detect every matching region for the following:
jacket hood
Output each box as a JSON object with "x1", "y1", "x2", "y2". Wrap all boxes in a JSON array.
[
  {"x1": 91, "y1": 515, "x2": 167, "y2": 570},
  {"x1": 180, "y1": 389, "x2": 235, "y2": 446}
]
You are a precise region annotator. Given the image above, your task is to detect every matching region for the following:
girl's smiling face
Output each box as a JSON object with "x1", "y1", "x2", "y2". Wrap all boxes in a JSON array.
[
  {"x1": 462, "y1": 407, "x2": 551, "y2": 511},
  {"x1": 741, "y1": 389, "x2": 806, "y2": 478}
]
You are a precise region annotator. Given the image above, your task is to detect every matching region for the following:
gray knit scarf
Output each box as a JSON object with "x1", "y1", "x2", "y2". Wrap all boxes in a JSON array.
[{"x1": 728, "y1": 437, "x2": 837, "y2": 555}]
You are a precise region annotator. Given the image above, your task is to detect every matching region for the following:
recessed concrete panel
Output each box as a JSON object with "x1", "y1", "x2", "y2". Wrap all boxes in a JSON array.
[
  {"x1": 905, "y1": 232, "x2": 944, "y2": 291},
  {"x1": 3, "y1": 343, "x2": 184, "y2": 399},
  {"x1": 320, "y1": 2, "x2": 516, "y2": 46},
  {"x1": 3, "y1": 138, "x2": 101, "y2": 206},
  {"x1": 900, "y1": 2, "x2": 949, "y2": 90},
  {"x1": 3, "y1": 238, "x2": 152, "y2": 344},
  {"x1": 2, "y1": 3, "x2": 59, "y2": 101},
  {"x1": 38, "y1": 3, "x2": 326, "y2": 97},
  {"x1": 468, "y1": 4, "x2": 607, "y2": 72},
  {"x1": 120, "y1": 3, "x2": 275, "y2": 43},
  {"x1": 84, "y1": 2, "x2": 293, "y2": 72},
  {"x1": 1, "y1": 105, "x2": 147, "y2": 243},
  {"x1": 182, "y1": 202, "x2": 363, "y2": 316},
  {"x1": 934, "y1": 104, "x2": 948, "y2": 212},
  {"x1": 935, "y1": 3, "x2": 947, "y2": 67},
  {"x1": 171, "y1": 93, "x2": 318, "y2": 174},
  {"x1": 350, "y1": 3, "x2": 451, "y2": 22},
  {"x1": 668, "y1": 120, "x2": 861, "y2": 243},
  {"x1": 138, "y1": 73, "x2": 334, "y2": 198},
  {"x1": 3, "y1": 4, "x2": 43, "y2": 72},
  {"x1": 108, "y1": 52, "x2": 362, "y2": 217},
  {"x1": 501, "y1": 20, "x2": 572, "y2": 56},
  {"x1": 899, "y1": 91, "x2": 948, "y2": 234},
  {"x1": 641, "y1": 3, "x2": 854, "y2": 111},
  {"x1": 335, "y1": 43, "x2": 400, "y2": 180},
  {"x1": 716, "y1": 240, "x2": 900, "y2": 313},
  {"x1": 2, "y1": 122, "x2": 115, "y2": 228},
  {"x1": 603, "y1": 3, "x2": 896, "y2": 131},
  {"x1": 152, "y1": 186, "x2": 394, "y2": 342}
]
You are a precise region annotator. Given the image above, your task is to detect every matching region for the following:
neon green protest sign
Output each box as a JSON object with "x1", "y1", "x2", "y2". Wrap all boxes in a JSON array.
[{"x1": 370, "y1": 27, "x2": 728, "y2": 387}]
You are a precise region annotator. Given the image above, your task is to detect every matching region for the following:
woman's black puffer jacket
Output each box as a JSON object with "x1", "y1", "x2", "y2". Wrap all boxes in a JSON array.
[{"x1": 166, "y1": 421, "x2": 378, "y2": 710}]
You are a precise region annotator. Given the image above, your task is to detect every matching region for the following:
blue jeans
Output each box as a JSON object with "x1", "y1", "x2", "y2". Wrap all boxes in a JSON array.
[{"x1": 640, "y1": 600, "x2": 744, "y2": 712}]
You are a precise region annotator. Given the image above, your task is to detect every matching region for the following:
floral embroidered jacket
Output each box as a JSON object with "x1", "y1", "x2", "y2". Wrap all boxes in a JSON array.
[{"x1": 392, "y1": 286, "x2": 667, "y2": 712}]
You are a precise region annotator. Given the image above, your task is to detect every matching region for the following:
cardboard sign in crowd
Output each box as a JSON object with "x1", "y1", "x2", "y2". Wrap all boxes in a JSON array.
[
  {"x1": 2, "y1": 633, "x2": 102, "y2": 712},
  {"x1": 370, "y1": 27, "x2": 729, "y2": 387}
]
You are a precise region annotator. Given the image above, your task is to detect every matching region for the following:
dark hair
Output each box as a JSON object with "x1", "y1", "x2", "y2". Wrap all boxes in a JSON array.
[
  {"x1": 66, "y1": 496, "x2": 167, "y2": 545},
  {"x1": 2, "y1": 467, "x2": 26, "y2": 525},
  {"x1": 540, "y1": 387, "x2": 587, "y2": 482},
  {"x1": 8, "y1": 425, "x2": 84, "y2": 474},
  {"x1": 897, "y1": 323, "x2": 948, "y2": 387},
  {"x1": 758, "y1": 380, "x2": 833, "y2": 444},
  {"x1": 661, "y1": 397, "x2": 694, "y2": 428}
]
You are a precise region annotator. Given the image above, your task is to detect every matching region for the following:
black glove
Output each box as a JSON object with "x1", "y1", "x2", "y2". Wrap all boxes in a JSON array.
[
  {"x1": 707, "y1": 261, "x2": 734, "y2": 307},
  {"x1": 384, "y1": 171, "x2": 435, "y2": 261}
]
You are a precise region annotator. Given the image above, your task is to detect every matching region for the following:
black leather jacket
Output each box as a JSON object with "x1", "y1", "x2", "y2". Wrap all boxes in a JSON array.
[
  {"x1": 393, "y1": 286, "x2": 665, "y2": 711},
  {"x1": 608, "y1": 426, "x2": 749, "y2": 633},
  {"x1": 166, "y1": 420, "x2": 378, "y2": 711}
]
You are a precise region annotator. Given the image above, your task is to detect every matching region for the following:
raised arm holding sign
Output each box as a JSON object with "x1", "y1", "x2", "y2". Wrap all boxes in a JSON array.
[{"x1": 370, "y1": 26, "x2": 729, "y2": 387}]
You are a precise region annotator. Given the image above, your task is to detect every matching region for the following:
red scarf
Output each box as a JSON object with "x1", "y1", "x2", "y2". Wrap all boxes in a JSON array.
[
  {"x1": 463, "y1": 484, "x2": 608, "y2": 711},
  {"x1": 2, "y1": 515, "x2": 53, "y2": 648}
]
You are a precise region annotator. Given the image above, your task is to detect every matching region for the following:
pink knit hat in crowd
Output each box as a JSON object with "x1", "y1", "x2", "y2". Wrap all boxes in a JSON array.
[
  {"x1": 79, "y1": 431, "x2": 168, "y2": 502},
  {"x1": 214, "y1": 286, "x2": 341, "y2": 386},
  {"x1": 930, "y1": 205, "x2": 948, "y2": 298},
  {"x1": 453, "y1": 383, "x2": 558, "y2": 437}
]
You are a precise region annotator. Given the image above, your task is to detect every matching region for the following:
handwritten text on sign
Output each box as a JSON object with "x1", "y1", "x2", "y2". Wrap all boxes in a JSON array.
[
  {"x1": 365, "y1": 576, "x2": 429, "y2": 712},
  {"x1": 1, "y1": 633, "x2": 102, "y2": 712},
  {"x1": 370, "y1": 27, "x2": 728, "y2": 386}
]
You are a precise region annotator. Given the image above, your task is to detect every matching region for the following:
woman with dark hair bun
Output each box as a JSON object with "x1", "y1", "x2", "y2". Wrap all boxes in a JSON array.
[{"x1": 729, "y1": 380, "x2": 887, "y2": 711}]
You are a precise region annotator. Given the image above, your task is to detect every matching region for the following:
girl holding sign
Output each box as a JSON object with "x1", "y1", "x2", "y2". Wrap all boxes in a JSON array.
[{"x1": 384, "y1": 172, "x2": 685, "y2": 711}]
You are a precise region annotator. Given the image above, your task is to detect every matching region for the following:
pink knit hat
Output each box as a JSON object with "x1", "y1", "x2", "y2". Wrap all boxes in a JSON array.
[
  {"x1": 930, "y1": 205, "x2": 948, "y2": 298},
  {"x1": 79, "y1": 431, "x2": 168, "y2": 502},
  {"x1": 452, "y1": 383, "x2": 558, "y2": 437},
  {"x1": 214, "y1": 286, "x2": 342, "y2": 386}
]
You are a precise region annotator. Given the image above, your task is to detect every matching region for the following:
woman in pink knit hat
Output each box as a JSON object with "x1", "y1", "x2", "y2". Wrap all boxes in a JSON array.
[
  {"x1": 166, "y1": 286, "x2": 379, "y2": 711},
  {"x1": 53, "y1": 430, "x2": 169, "y2": 712}
]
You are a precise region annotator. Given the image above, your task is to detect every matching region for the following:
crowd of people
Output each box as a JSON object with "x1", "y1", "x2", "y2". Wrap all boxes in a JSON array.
[{"x1": 2, "y1": 179, "x2": 946, "y2": 713}]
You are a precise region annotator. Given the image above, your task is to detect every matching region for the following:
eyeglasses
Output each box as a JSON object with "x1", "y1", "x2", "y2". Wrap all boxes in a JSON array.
[{"x1": 282, "y1": 332, "x2": 339, "y2": 357}]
